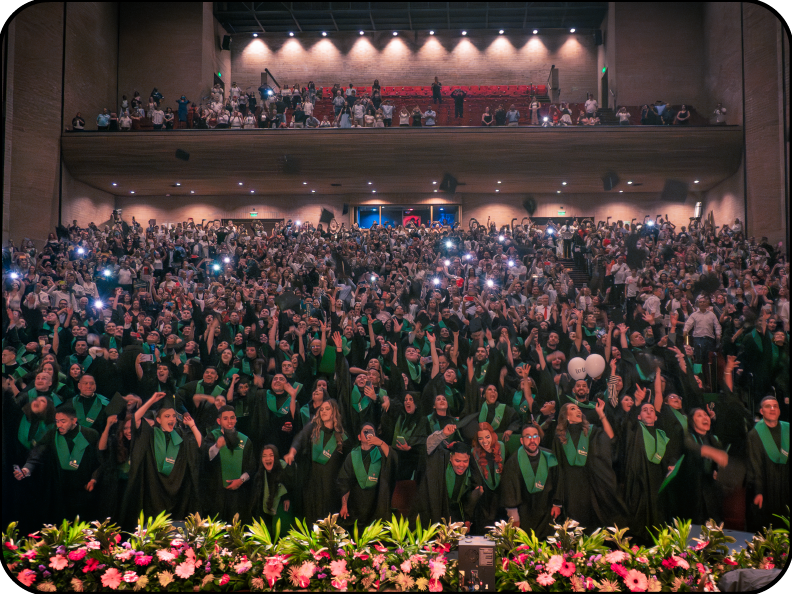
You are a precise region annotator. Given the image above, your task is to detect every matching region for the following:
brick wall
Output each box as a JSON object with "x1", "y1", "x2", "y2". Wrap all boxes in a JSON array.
[
  {"x1": 703, "y1": 2, "x2": 743, "y2": 124},
  {"x1": 63, "y1": 2, "x2": 118, "y2": 128},
  {"x1": 230, "y1": 30, "x2": 599, "y2": 103},
  {"x1": 613, "y1": 2, "x2": 706, "y2": 109},
  {"x1": 60, "y1": 166, "x2": 116, "y2": 227}
]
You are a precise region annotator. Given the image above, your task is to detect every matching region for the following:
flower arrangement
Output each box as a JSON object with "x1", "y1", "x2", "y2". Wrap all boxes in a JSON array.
[{"x1": 2, "y1": 512, "x2": 787, "y2": 592}]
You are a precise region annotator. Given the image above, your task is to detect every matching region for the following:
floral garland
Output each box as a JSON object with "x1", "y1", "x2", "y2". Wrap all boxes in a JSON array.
[{"x1": 2, "y1": 512, "x2": 787, "y2": 592}]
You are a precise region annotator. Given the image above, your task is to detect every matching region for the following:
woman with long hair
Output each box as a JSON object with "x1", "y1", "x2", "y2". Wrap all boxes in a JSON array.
[
  {"x1": 283, "y1": 399, "x2": 348, "y2": 523},
  {"x1": 248, "y1": 444, "x2": 296, "y2": 536},
  {"x1": 471, "y1": 422, "x2": 505, "y2": 532},
  {"x1": 96, "y1": 415, "x2": 133, "y2": 521}
]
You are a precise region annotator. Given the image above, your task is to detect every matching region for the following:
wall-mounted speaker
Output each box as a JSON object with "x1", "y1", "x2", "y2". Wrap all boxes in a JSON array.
[
  {"x1": 222, "y1": 35, "x2": 231, "y2": 50},
  {"x1": 602, "y1": 171, "x2": 620, "y2": 191},
  {"x1": 661, "y1": 179, "x2": 689, "y2": 202},
  {"x1": 342, "y1": 203, "x2": 349, "y2": 215},
  {"x1": 175, "y1": 149, "x2": 190, "y2": 161},
  {"x1": 439, "y1": 173, "x2": 458, "y2": 194}
]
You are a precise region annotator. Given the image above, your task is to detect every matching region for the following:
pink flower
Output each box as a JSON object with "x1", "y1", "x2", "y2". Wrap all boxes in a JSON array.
[
  {"x1": 115, "y1": 549, "x2": 134, "y2": 561},
  {"x1": 4, "y1": 542, "x2": 18, "y2": 550},
  {"x1": 297, "y1": 561, "x2": 316, "y2": 579},
  {"x1": 401, "y1": 560, "x2": 413, "y2": 573},
  {"x1": 114, "y1": 534, "x2": 122, "y2": 544},
  {"x1": 537, "y1": 573, "x2": 555, "y2": 586},
  {"x1": 672, "y1": 555, "x2": 689, "y2": 570},
  {"x1": 17, "y1": 569, "x2": 36, "y2": 587},
  {"x1": 559, "y1": 560, "x2": 576, "y2": 577},
  {"x1": 134, "y1": 555, "x2": 152, "y2": 566},
  {"x1": 353, "y1": 551, "x2": 369, "y2": 560},
  {"x1": 68, "y1": 549, "x2": 87, "y2": 561},
  {"x1": 329, "y1": 559, "x2": 347, "y2": 577},
  {"x1": 694, "y1": 540, "x2": 709, "y2": 551},
  {"x1": 623, "y1": 569, "x2": 648, "y2": 592},
  {"x1": 48, "y1": 555, "x2": 68, "y2": 571},
  {"x1": 516, "y1": 553, "x2": 529, "y2": 566},
  {"x1": 759, "y1": 559, "x2": 775, "y2": 570},
  {"x1": 82, "y1": 558, "x2": 99, "y2": 573},
  {"x1": 696, "y1": 563, "x2": 708, "y2": 574},
  {"x1": 20, "y1": 550, "x2": 36, "y2": 560},
  {"x1": 374, "y1": 543, "x2": 388, "y2": 553},
  {"x1": 428, "y1": 578, "x2": 443, "y2": 592},
  {"x1": 175, "y1": 561, "x2": 195, "y2": 579},
  {"x1": 429, "y1": 557, "x2": 447, "y2": 579},
  {"x1": 235, "y1": 559, "x2": 253, "y2": 575},
  {"x1": 263, "y1": 558, "x2": 283, "y2": 586},
  {"x1": 156, "y1": 549, "x2": 176, "y2": 562},
  {"x1": 605, "y1": 550, "x2": 630, "y2": 564},
  {"x1": 311, "y1": 548, "x2": 331, "y2": 560},
  {"x1": 631, "y1": 546, "x2": 640, "y2": 553},
  {"x1": 219, "y1": 574, "x2": 230, "y2": 586},
  {"x1": 636, "y1": 557, "x2": 649, "y2": 564},
  {"x1": 611, "y1": 563, "x2": 629, "y2": 578},
  {"x1": 516, "y1": 581, "x2": 532, "y2": 592},
  {"x1": 572, "y1": 552, "x2": 585, "y2": 558},
  {"x1": 372, "y1": 554, "x2": 385, "y2": 567},
  {"x1": 502, "y1": 558, "x2": 509, "y2": 571},
  {"x1": 331, "y1": 578, "x2": 348, "y2": 590},
  {"x1": 123, "y1": 571, "x2": 138, "y2": 583},
  {"x1": 85, "y1": 540, "x2": 101, "y2": 550},
  {"x1": 546, "y1": 554, "x2": 564, "y2": 574},
  {"x1": 101, "y1": 567, "x2": 123, "y2": 590}
]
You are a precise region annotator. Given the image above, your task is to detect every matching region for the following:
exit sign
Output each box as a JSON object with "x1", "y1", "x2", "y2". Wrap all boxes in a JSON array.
[
  {"x1": 250, "y1": 212, "x2": 258, "y2": 217},
  {"x1": 558, "y1": 210, "x2": 566, "y2": 215}
]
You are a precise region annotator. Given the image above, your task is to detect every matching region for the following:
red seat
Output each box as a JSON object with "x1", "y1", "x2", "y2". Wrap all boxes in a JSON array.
[
  {"x1": 486, "y1": 85, "x2": 499, "y2": 95},
  {"x1": 517, "y1": 85, "x2": 528, "y2": 95},
  {"x1": 364, "y1": 86, "x2": 372, "y2": 94},
  {"x1": 421, "y1": 86, "x2": 431, "y2": 97},
  {"x1": 383, "y1": 86, "x2": 394, "y2": 96},
  {"x1": 469, "y1": 85, "x2": 480, "y2": 95},
  {"x1": 536, "y1": 85, "x2": 547, "y2": 95}
]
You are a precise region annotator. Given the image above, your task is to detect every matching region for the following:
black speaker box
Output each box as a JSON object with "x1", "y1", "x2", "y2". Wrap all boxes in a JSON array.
[
  {"x1": 457, "y1": 536, "x2": 496, "y2": 591},
  {"x1": 175, "y1": 149, "x2": 190, "y2": 162},
  {"x1": 222, "y1": 35, "x2": 231, "y2": 50},
  {"x1": 342, "y1": 203, "x2": 349, "y2": 215},
  {"x1": 661, "y1": 179, "x2": 689, "y2": 202},
  {"x1": 439, "y1": 173, "x2": 458, "y2": 194},
  {"x1": 602, "y1": 171, "x2": 620, "y2": 191}
]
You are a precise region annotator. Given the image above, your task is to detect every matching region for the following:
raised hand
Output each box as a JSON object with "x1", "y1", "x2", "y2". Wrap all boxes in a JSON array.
[{"x1": 331, "y1": 331, "x2": 343, "y2": 349}]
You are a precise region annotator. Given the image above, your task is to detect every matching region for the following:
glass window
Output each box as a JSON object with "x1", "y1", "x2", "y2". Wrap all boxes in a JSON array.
[
  {"x1": 434, "y1": 205, "x2": 458, "y2": 226},
  {"x1": 356, "y1": 207, "x2": 380, "y2": 228}
]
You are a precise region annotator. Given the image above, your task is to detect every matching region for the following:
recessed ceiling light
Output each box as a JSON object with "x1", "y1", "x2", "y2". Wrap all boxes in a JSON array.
[
  {"x1": 429, "y1": 30, "x2": 435, "y2": 35},
  {"x1": 497, "y1": 181, "x2": 502, "y2": 184},
  {"x1": 250, "y1": 190, "x2": 255, "y2": 193},
  {"x1": 556, "y1": 190, "x2": 561, "y2": 194},
  {"x1": 432, "y1": 181, "x2": 437, "y2": 184},
  {"x1": 359, "y1": 31, "x2": 364, "y2": 35},
  {"x1": 627, "y1": 181, "x2": 633, "y2": 185},
  {"x1": 238, "y1": 182, "x2": 243, "y2": 185},
  {"x1": 561, "y1": 182, "x2": 567, "y2": 186},
  {"x1": 570, "y1": 28, "x2": 576, "y2": 33},
  {"x1": 619, "y1": 190, "x2": 624, "y2": 193},
  {"x1": 322, "y1": 32, "x2": 327, "y2": 37},
  {"x1": 499, "y1": 30, "x2": 504, "y2": 34},
  {"x1": 462, "y1": 31, "x2": 467, "y2": 36},
  {"x1": 111, "y1": 182, "x2": 117, "y2": 186},
  {"x1": 253, "y1": 33, "x2": 258, "y2": 37},
  {"x1": 311, "y1": 190, "x2": 316, "y2": 193},
  {"x1": 190, "y1": 190, "x2": 195, "y2": 194},
  {"x1": 372, "y1": 190, "x2": 377, "y2": 193},
  {"x1": 495, "y1": 189, "x2": 499, "y2": 192},
  {"x1": 368, "y1": 181, "x2": 372, "y2": 185},
  {"x1": 175, "y1": 182, "x2": 181, "y2": 186},
  {"x1": 694, "y1": 180, "x2": 700, "y2": 184},
  {"x1": 434, "y1": 189, "x2": 438, "y2": 192},
  {"x1": 393, "y1": 31, "x2": 398, "y2": 36},
  {"x1": 533, "y1": 29, "x2": 538, "y2": 34},
  {"x1": 289, "y1": 32, "x2": 294, "y2": 37},
  {"x1": 130, "y1": 191, "x2": 135, "y2": 194}
]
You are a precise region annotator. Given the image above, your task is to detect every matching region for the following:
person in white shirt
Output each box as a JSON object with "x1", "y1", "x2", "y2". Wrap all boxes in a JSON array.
[
  {"x1": 119, "y1": 113, "x2": 132, "y2": 131},
  {"x1": 683, "y1": 296, "x2": 722, "y2": 362},
  {"x1": 423, "y1": 108, "x2": 437, "y2": 126},
  {"x1": 713, "y1": 102, "x2": 727, "y2": 125},
  {"x1": 229, "y1": 110, "x2": 244, "y2": 129},
  {"x1": 243, "y1": 112, "x2": 257, "y2": 129},
  {"x1": 150, "y1": 107, "x2": 165, "y2": 130},
  {"x1": 216, "y1": 110, "x2": 230, "y2": 128},
  {"x1": 584, "y1": 94, "x2": 598, "y2": 116}
]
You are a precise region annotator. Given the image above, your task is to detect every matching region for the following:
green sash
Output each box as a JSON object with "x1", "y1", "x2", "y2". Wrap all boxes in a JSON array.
[
  {"x1": 406, "y1": 360, "x2": 422, "y2": 383},
  {"x1": 350, "y1": 446, "x2": 382, "y2": 489},
  {"x1": 445, "y1": 462, "x2": 471, "y2": 510},
  {"x1": 27, "y1": 388, "x2": 63, "y2": 408},
  {"x1": 241, "y1": 358, "x2": 256, "y2": 376},
  {"x1": 153, "y1": 427, "x2": 182, "y2": 476},
  {"x1": 475, "y1": 441, "x2": 505, "y2": 490},
  {"x1": 479, "y1": 402, "x2": 506, "y2": 430},
  {"x1": 17, "y1": 416, "x2": 51, "y2": 449},
  {"x1": 475, "y1": 360, "x2": 489, "y2": 383},
  {"x1": 517, "y1": 448, "x2": 557, "y2": 493},
  {"x1": 73, "y1": 394, "x2": 108, "y2": 428},
  {"x1": 659, "y1": 454, "x2": 684, "y2": 493},
  {"x1": 69, "y1": 354, "x2": 93, "y2": 370},
  {"x1": 267, "y1": 391, "x2": 291, "y2": 416},
  {"x1": 512, "y1": 391, "x2": 530, "y2": 415},
  {"x1": 300, "y1": 404, "x2": 312, "y2": 427},
  {"x1": 263, "y1": 462, "x2": 289, "y2": 515},
  {"x1": 393, "y1": 414, "x2": 417, "y2": 444},
  {"x1": 351, "y1": 385, "x2": 373, "y2": 413},
  {"x1": 54, "y1": 429, "x2": 90, "y2": 471},
  {"x1": 196, "y1": 381, "x2": 224, "y2": 397},
  {"x1": 341, "y1": 336, "x2": 351, "y2": 357},
  {"x1": 751, "y1": 329, "x2": 763, "y2": 352},
  {"x1": 561, "y1": 430, "x2": 589, "y2": 466},
  {"x1": 312, "y1": 431, "x2": 344, "y2": 464},
  {"x1": 754, "y1": 420, "x2": 789, "y2": 464},
  {"x1": 444, "y1": 384, "x2": 461, "y2": 411},
  {"x1": 567, "y1": 395, "x2": 596, "y2": 409},
  {"x1": 639, "y1": 423, "x2": 669, "y2": 464},
  {"x1": 211, "y1": 428, "x2": 249, "y2": 484},
  {"x1": 671, "y1": 407, "x2": 688, "y2": 431}
]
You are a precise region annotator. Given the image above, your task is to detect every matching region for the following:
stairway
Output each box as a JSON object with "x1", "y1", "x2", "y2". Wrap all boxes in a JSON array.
[
  {"x1": 596, "y1": 108, "x2": 618, "y2": 125},
  {"x1": 559, "y1": 258, "x2": 591, "y2": 288}
]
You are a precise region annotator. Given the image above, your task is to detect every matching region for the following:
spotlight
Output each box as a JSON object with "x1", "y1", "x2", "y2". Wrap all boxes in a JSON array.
[
  {"x1": 266, "y1": 89, "x2": 273, "y2": 96},
  {"x1": 359, "y1": 31, "x2": 364, "y2": 35},
  {"x1": 498, "y1": 235, "x2": 504, "y2": 242},
  {"x1": 462, "y1": 31, "x2": 467, "y2": 36},
  {"x1": 253, "y1": 33, "x2": 258, "y2": 37},
  {"x1": 371, "y1": 274, "x2": 377, "y2": 282},
  {"x1": 627, "y1": 181, "x2": 633, "y2": 185},
  {"x1": 543, "y1": 117, "x2": 548, "y2": 122},
  {"x1": 694, "y1": 180, "x2": 700, "y2": 184},
  {"x1": 393, "y1": 31, "x2": 398, "y2": 36},
  {"x1": 130, "y1": 191, "x2": 135, "y2": 194},
  {"x1": 94, "y1": 300, "x2": 103, "y2": 308},
  {"x1": 111, "y1": 182, "x2": 117, "y2": 186},
  {"x1": 190, "y1": 190, "x2": 195, "y2": 194},
  {"x1": 647, "y1": 220, "x2": 655, "y2": 227},
  {"x1": 497, "y1": 181, "x2": 502, "y2": 184},
  {"x1": 289, "y1": 32, "x2": 294, "y2": 37},
  {"x1": 429, "y1": 30, "x2": 435, "y2": 35},
  {"x1": 372, "y1": 190, "x2": 376, "y2": 193},
  {"x1": 619, "y1": 190, "x2": 624, "y2": 193},
  {"x1": 533, "y1": 29, "x2": 538, "y2": 34},
  {"x1": 487, "y1": 279, "x2": 494, "y2": 287},
  {"x1": 557, "y1": 191, "x2": 561, "y2": 194},
  {"x1": 499, "y1": 30, "x2": 504, "y2": 34},
  {"x1": 239, "y1": 182, "x2": 244, "y2": 185},
  {"x1": 77, "y1": 248, "x2": 85, "y2": 254},
  {"x1": 465, "y1": 254, "x2": 471, "y2": 260},
  {"x1": 444, "y1": 260, "x2": 450, "y2": 266},
  {"x1": 547, "y1": 228, "x2": 554, "y2": 235},
  {"x1": 433, "y1": 278, "x2": 440, "y2": 285},
  {"x1": 250, "y1": 190, "x2": 255, "y2": 193},
  {"x1": 321, "y1": 32, "x2": 327, "y2": 37},
  {"x1": 434, "y1": 190, "x2": 438, "y2": 192},
  {"x1": 562, "y1": 182, "x2": 567, "y2": 186},
  {"x1": 495, "y1": 189, "x2": 499, "y2": 192},
  {"x1": 213, "y1": 264, "x2": 221, "y2": 271},
  {"x1": 311, "y1": 190, "x2": 316, "y2": 193},
  {"x1": 295, "y1": 221, "x2": 301, "y2": 226},
  {"x1": 570, "y1": 28, "x2": 576, "y2": 33},
  {"x1": 224, "y1": 257, "x2": 231, "y2": 263},
  {"x1": 368, "y1": 181, "x2": 372, "y2": 185},
  {"x1": 432, "y1": 181, "x2": 437, "y2": 184}
]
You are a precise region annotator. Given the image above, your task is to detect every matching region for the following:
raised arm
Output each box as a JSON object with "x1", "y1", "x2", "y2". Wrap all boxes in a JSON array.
[
  {"x1": 135, "y1": 392, "x2": 166, "y2": 428},
  {"x1": 595, "y1": 398, "x2": 614, "y2": 439}
]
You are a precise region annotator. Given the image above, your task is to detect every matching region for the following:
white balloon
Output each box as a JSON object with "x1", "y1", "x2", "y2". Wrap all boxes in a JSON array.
[
  {"x1": 568, "y1": 357, "x2": 587, "y2": 380},
  {"x1": 585, "y1": 354, "x2": 606, "y2": 378}
]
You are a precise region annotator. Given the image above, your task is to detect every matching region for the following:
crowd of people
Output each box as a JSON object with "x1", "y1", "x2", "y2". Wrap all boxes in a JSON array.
[
  {"x1": 2, "y1": 211, "x2": 786, "y2": 543},
  {"x1": 75, "y1": 82, "x2": 722, "y2": 130}
]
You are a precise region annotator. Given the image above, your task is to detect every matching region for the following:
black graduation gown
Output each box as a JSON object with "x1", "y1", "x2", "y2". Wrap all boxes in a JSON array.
[
  {"x1": 678, "y1": 429, "x2": 726, "y2": 525},
  {"x1": 501, "y1": 448, "x2": 560, "y2": 539},
  {"x1": 410, "y1": 447, "x2": 483, "y2": 525},
  {"x1": 336, "y1": 445, "x2": 397, "y2": 528},
  {"x1": 247, "y1": 461, "x2": 298, "y2": 536},
  {"x1": 380, "y1": 401, "x2": 430, "y2": 481},
  {"x1": 472, "y1": 447, "x2": 505, "y2": 534},
  {"x1": 31, "y1": 425, "x2": 101, "y2": 523},
  {"x1": 622, "y1": 419, "x2": 680, "y2": 543},
  {"x1": 176, "y1": 380, "x2": 226, "y2": 432},
  {"x1": 745, "y1": 423, "x2": 790, "y2": 532},
  {"x1": 95, "y1": 433, "x2": 132, "y2": 523},
  {"x1": 202, "y1": 429, "x2": 258, "y2": 522},
  {"x1": 336, "y1": 352, "x2": 382, "y2": 445},
  {"x1": 552, "y1": 424, "x2": 629, "y2": 532},
  {"x1": 289, "y1": 424, "x2": 348, "y2": 523},
  {"x1": 119, "y1": 422, "x2": 202, "y2": 529},
  {"x1": 252, "y1": 390, "x2": 297, "y2": 456}
]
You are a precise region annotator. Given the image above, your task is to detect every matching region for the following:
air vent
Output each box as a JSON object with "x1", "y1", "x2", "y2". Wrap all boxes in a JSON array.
[{"x1": 331, "y1": 183, "x2": 342, "y2": 187}]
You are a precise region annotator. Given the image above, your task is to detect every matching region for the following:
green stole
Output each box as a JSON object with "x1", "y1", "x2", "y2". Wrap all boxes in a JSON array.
[
  {"x1": 300, "y1": 404, "x2": 312, "y2": 427},
  {"x1": 444, "y1": 384, "x2": 461, "y2": 410},
  {"x1": 475, "y1": 441, "x2": 505, "y2": 490},
  {"x1": 479, "y1": 402, "x2": 506, "y2": 431},
  {"x1": 18, "y1": 416, "x2": 51, "y2": 449},
  {"x1": 754, "y1": 420, "x2": 789, "y2": 464},
  {"x1": 27, "y1": 388, "x2": 63, "y2": 407},
  {"x1": 567, "y1": 395, "x2": 596, "y2": 409},
  {"x1": 266, "y1": 391, "x2": 291, "y2": 416},
  {"x1": 211, "y1": 428, "x2": 249, "y2": 484},
  {"x1": 241, "y1": 357, "x2": 256, "y2": 376},
  {"x1": 445, "y1": 462, "x2": 471, "y2": 516},
  {"x1": 312, "y1": 430, "x2": 344, "y2": 464},
  {"x1": 428, "y1": 413, "x2": 457, "y2": 434},
  {"x1": 406, "y1": 360, "x2": 422, "y2": 383},
  {"x1": 639, "y1": 423, "x2": 669, "y2": 464},
  {"x1": 671, "y1": 407, "x2": 688, "y2": 431},
  {"x1": 262, "y1": 461, "x2": 288, "y2": 515},
  {"x1": 512, "y1": 390, "x2": 530, "y2": 415},
  {"x1": 517, "y1": 448, "x2": 557, "y2": 493},
  {"x1": 141, "y1": 343, "x2": 155, "y2": 355},
  {"x1": 350, "y1": 446, "x2": 382, "y2": 489},
  {"x1": 73, "y1": 394, "x2": 108, "y2": 428},
  {"x1": 393, "y1": 414, "x2": 418, "y2": 444},
  {"x1": 751, "y1": 329, "x2": 763, "y2": 352},
  {"x1": 69, "y1": 354, "x2": 93, "y2": 370},
  {"x1": 351, "y1": 385, "x2": 373, "y2": 413},
  {"x1": 561, "y1": 430, "x2": 589, "y2": 466},
  {"x1": 196, "y1": 381, "x2": 223, "y2": 396},
  {"x1": 413, "y1": 337, "x2": 431, "y2": 357},
  {"x1": 54, "y1": 428, "x2": 90, "y2": 471},
  {"x1": 152, "y1": 427, "x2": 182, "y2": 476},
  {"x1": 108, "y1": 335, "x2": 121, "y2": 353},
  {"x1": 341, "y1": 336, "x2": 351, "y2": 357},
  {"x1": 474, "y1": 360, "x2": 489, "y2": 383}
]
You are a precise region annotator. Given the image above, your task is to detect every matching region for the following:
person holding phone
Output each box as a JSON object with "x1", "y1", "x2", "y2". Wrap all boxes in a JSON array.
[
  {"x1": 336, "y1": 423, "x2": 396, "y2": 528},
  {"x1": 380, "y1": 391, "x2": 429, "y2": 481}
]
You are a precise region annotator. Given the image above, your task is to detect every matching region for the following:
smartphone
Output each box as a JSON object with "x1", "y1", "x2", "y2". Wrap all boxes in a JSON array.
[
  {"x1": 363, "y1": 429, "x2": 374, "y2": 440},
  {"x1": 395, "y1": 436, "x2": 408, "y2": 447},
  {"x1": 139, "y1": 354, "x2": 154, "y2": 363},
  {"x1": 668, "y1": 332, "x2": 677, "y2": 346}
]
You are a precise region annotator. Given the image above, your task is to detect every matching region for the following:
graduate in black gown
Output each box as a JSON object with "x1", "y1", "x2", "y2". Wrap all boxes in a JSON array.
[
  {"x1": 380, "y1": 391, "x2": 430, "y2": 482},
  {"x1": 552, "y1": 401, "x2": 629, "y2": 532},
  {"x1": 501, "y1": 424, "x2": 561, "y2": 540},
  {"x1": 3, "y1": 392, "x2": 54, "y2": 533},
  {"x1": 411, "y1": 439, "x2": 483, "y2": 529},
  {"x1": 248, "y1": 444, "x2": 297, "y2": 536},
  {"x1": 176, "y1": 367, "x2": 226, "y2": 433},
  {"x1": 15, "y1": 405, "x2": 101, "y2": 523},
  {"x1": 120, "y1": 392, "x2": 203, "y2": 528},
  {"x1": 337, "y1": 422, "x2": 397, "y2": 529},
  {"x1": 284, "y1": 399, "x2": 348, "y2": 523},
  {"x1": 471, "y1": 422, "x2": 507, "y2": 533},
  {"x1": 203, "y1": 405, "x2": 257, "y2": 521},
  {"x1": 746, "y1": 396, "x2": 789, "y2": 532},
  {"x1": 257, "y1": 371, "x2": 300, "y2": 456},
  {"x1": 69, "y1": 374, "x2": 109, "y2": 436},
  {"x1": 96, "y1": 414, "x2": 133, "y2": 522}
]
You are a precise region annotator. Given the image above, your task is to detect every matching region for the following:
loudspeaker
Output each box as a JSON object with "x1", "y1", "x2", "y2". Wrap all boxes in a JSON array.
[
  {"x1": 439, "y1": 173, "x2": 458, "y2": 194},
  {"x1": 602, "y1": 171, "x2": 620, "y2": 191},
  {"x1": 175, "y1": 149, "x2": 190, "y2": 162},
  {"x1": 595, "y1": 29, "x2": 603, "y2": 45},
  {"x1": 342, "y1": 203, "x2": 349, "y2": 215},
  {"x1": 457, "y1": 536, "x2": 496, "y2": 591},
  {"x1": 222, "y1": 35, "x2": 231, "y2": 50},
  {"x1": 319, "y1": 208, "x2": 334, "y2": 225},
  {"x1": 661, "y1": 179, "x2": 689, "y2": 202}
]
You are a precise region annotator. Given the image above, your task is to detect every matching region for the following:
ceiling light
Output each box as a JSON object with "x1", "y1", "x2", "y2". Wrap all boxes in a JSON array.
[
  {"x1": 303, "y1": 182, "x2": 307, "y2": 185},
  {"x1": 250, "y1": 190, "x2": 255, "y2": 193},
  {"x1": 434, "y1": 189, "x2": 438, "y2": 192},
  {"x1": 562, "y1": 181, "x2": 567, "y2": 186},
  {"x1": 322, "y1": 32, "x2": 327, "y2": 37},
  {"x1": 570, "y1": 28, "x2": 576, "y2": 33},
  {"x1": 238, "y1": 182, "x2": 243, "y2": 185},
  {"x1": 462, "y1": 31, "x2": 467, "y2": 36},
  {"x1": 359, "y1": 31, "x2": 364, "y2": 35},
  {"x1": 619, "y1": 190, "x2": 624, "y2": 193},
  {"x1": 499, "y1": 30, "x2": 504, "y2": 34},
  {"x1": 311, "y1": 190, "x2": 316, "y2": 193},
  {"x1": 368, "y1": 181, "x2": 372, "y2": 185},
  {"x1": 495, "y1": 189, "x2": 499, "y2": 192},
  {"x1": 190, "y1": 190, "x2": 195, "y2": 194},
  {"x1": 429, "y1": 30, "x2": 435, "y2": 35},
  {"x1": 432, "y1": 181, "x2": 437, "y2": 184},
  {"x1": 627, "y1": 181, "x2": 633, "y2": 185},
  {"x1": 694, "y1": 180, "x2": 700, "y2": 184},
  {"x1": 253, "y1": 33, "x2": 258, "y2": 37},
  {"x1": 289, "y1": 32, "x2": 294, "y2": 37},
  {"x1": 533, "y1": 29, "x2": 538, "y2": 34},
  {"x1": 130, "y1": 191, "x2": 135, "y2": 194},
  {"x1": 393, "y1": 31, "x2": 398, "y2": 36},
  {"x1": 557, "y1": 190, "x2": 561, "y2": 194},
  {"x1": 111, "y1": 182, "x2": 117, "y2": 186},
  {"x1": 497, "y1": 181, "x2": 502, "y2": 184},
  {"x1": 372, "y1": 190, "x2": 377, "y2": 193},
  {"x1": 175, "y1": 182, "x2": 181, "y2": 186}
]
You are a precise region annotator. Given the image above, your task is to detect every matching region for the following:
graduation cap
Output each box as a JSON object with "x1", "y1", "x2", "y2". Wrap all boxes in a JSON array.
[
  {"x1": 416, "y1": 312, "x2": 432, "y2": 329},
  {"x1": 443, "y1": 316, "x2": 460, "y2": 333},
  {"x1": 105, "y1": 392, "x2": 130, "y2": 417},
  {"x1": 275, "y1": 290, "x2": 301, "y2": 312},
  {"x1": 469, "y1": 317, "x2": 483, "y2": 334}
]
